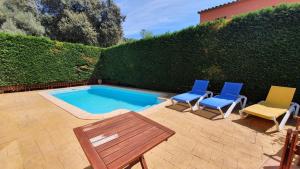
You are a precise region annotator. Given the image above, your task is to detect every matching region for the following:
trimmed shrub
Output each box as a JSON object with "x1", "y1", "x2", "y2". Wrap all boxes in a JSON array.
[
  {"x1": 100, "y1": 4, "x2": 300, "y2": 102},
  {"x1": 0, "y1": 33, "x2": 101, "y2": 86}
]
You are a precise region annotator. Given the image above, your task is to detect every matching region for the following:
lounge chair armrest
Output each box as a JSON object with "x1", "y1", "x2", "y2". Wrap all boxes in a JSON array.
[
  {"x1": 291, "y1": 102, "x2": 300, "y2": 117},
  {"x1": 206, "y1": 91, "x2": 213, "y2": 97},
  {"x1": 239, "y1": 95, "x2": 247, "y2": 99},
  {"x1": 239, "y1": 95, "x2": 247, "y2": 108},
  {"x1": 196, "y1": 92, "x2": 210, "y2": 104}
]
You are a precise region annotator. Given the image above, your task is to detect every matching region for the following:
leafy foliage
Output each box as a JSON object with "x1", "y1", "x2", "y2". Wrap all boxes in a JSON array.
[
  {"x1": 0, "y1": 19, "x2": 26, "y2": 35},
  {"x1": 57, "y1": 10, "x2": 98, "y2": 45},
  {"x1": 0, "y1": 0, "x2": 45, "y2": 36},
  {"x1": 39, "y1": 0, "x2": 124, "y2": 47},
  {"x1": 0, "y1": 0, "x2": 124, "y2": 47},
  {"x1": 93, "y1": 1, "x2": 124, "y2": 47},
  {"x1": 0, "y1": 8, "x2": 5, "y2": 25},
  {"x1": 100, "y1": 4, "x2": 300, "y2": 102},
  {"x1": 0, "y1": 33, "x2": 101, "y2": 86}
]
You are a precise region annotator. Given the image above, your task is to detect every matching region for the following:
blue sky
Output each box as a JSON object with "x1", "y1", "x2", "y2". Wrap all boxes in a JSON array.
[{"x1": 115, "y1": 0, "x2": 235, "y2": 39}]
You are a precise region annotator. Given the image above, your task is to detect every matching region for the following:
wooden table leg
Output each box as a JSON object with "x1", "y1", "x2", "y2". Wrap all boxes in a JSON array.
[
  {"x1": 125, "y1": 159, "x2": 140, "y2": 169},
  {"x1": 139, "y1": 155, "x2": 148, "y2": 169},
  {"x1": 296, "y1": 145, "x2": 300, "y2": 166},
  {"x1": 296, "y1": 116, "x2": 300, "y2": 131}
]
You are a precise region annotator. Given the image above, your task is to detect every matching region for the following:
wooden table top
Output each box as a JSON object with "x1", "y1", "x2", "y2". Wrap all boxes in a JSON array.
[{"x1": 74, "y1": 112, "x2": 175, "y2": 169}]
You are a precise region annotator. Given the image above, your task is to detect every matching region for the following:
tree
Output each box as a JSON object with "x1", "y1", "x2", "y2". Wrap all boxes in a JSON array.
[
  {"x1": 0, "y1": 19, "x2": 25, "y2": 35},
  {"x1": 0, "y1": 10, "x2": 6, "y2": 25},
  {"x1": 94, "y1": 2, "x2": 124, "y2": 47},
  {"x1": 140, "y1": 29, "x2": 153, "y2": 39},
  {"x1": 39, "y1": 0, "x2": 124, "y2": 47},
  {"x1": 14, "y1": 11, "x2": 45, "y2": 35},
  {"x1": 0, "y1": 0, "x2": 125, "y2": 47},
  {"x1": 0, "y1": 0, "x2": 45, "y2": 36},
  {"x1": 57, "y1": 10, "x2": 97, "y2": 45}
]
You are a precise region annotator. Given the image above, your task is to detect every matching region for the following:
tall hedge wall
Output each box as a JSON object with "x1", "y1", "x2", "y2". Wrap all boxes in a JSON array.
[
  {"x1": 0, "y1": 33, "x2": 101, "y2": 86},
  {"x1": 101, "y1": 4, "x2": 300, "y2": 102}
]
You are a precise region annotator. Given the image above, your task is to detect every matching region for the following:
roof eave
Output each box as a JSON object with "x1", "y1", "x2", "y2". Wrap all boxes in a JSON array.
[{"x1": 198, "y1": 0, "x2": 240, "y2": 14}]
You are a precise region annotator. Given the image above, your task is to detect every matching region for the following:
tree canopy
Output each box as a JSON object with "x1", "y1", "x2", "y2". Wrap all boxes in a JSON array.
[{"x1": 0, "y1": 0, "x2": 124, "y2": 47}]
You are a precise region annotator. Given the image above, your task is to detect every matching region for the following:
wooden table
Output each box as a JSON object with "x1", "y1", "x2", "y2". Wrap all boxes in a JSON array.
[{"x1": 74, "y1": 112, "x2": 175, "y2": 169}]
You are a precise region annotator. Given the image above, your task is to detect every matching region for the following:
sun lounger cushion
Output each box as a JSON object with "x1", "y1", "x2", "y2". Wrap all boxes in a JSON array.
[
  {"x1": 172, "y1": 93, "x2": 204, "y2": 102},
  {"x1": 242, "y1": 101, "x2": 288, "y2": 120},
  {"x1": 199, "y1": 95, "x2": 236, "y2": 109}
]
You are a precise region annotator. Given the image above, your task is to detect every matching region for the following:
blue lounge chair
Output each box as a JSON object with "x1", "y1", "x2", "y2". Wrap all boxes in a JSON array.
[
  {"x1": 171, "y1": 80, "x2": 213, "y2": 111},
  {"x1": 198, "y1": 82, "x2": 247, "y2": 118}
]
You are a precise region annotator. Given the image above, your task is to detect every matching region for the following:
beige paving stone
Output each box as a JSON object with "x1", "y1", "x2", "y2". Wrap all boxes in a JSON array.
[
  {"x1": 189, "y1": 156, "x2": 220, "y2": 169},
  {"x1": 223, "y1": 155, "x2": 239, "y2": 169},
  {"x1": 41, "y1": 151, "x2": 65, "y2": 169},
  {"x1": 209, "y1": 149, "x2": 225, "y2": 168},
  {"x1": 197, "y1": 135, "x2": 224, "y2": 151},
  {"x1": 0, "y1": 90, "x2": 298, "y2": 169},
  {"x1": 22, "y1": 153, "x2": 45, "y2": 169},
  {"x1": 35, "y1": 133, "x2": 57, "y2": 155},
  {"x1": 0, "y1": 141, "x2": 23, "y2": 169},
  {"x1": 167, "y1": 153, "x2": 194, "y2": 169},
  {"x1": 192, "y1": 143, "x2": 215, "y2": 162}
]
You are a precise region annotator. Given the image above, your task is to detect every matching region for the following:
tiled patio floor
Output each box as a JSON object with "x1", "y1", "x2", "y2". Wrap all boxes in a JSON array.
[{"x1": 0, "y1": 90, "x2": 298, "y2": 169}]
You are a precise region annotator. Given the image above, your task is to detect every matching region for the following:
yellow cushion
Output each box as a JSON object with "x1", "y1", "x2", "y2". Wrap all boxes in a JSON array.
[
  {"x1": 243, "y1": 101, "x2": 288, "y2": 120},
  {"x1": 265, "y1": 86, "x2": 296, "y2": 109}
]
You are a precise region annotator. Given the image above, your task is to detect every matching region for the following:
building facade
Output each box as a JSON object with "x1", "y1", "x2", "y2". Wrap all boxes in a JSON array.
[{"x1": 198, "y1": 0, "x2": 300, "y2": 23}]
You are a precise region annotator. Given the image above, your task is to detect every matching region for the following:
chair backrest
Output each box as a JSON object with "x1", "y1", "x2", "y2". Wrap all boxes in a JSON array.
[
  {"x1": 219, "y1": 82, "x2": 243, "y2": 100},
  {"x1": 191, "y1": 80, "x2": 209, "y2": 95},
  {"x1": 265, "y1": 86, "x2": 296, "y2": 109}
]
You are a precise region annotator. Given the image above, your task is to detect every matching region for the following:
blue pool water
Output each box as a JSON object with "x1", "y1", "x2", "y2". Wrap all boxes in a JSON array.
[{"x1": 50, "y1": 85, "x2": 162, "y2": 114}]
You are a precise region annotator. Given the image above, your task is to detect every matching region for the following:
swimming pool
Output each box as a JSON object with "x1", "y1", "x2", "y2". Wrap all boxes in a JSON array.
[{"x1": 49, "y1": 85, "x2": 162, "y2": 114}]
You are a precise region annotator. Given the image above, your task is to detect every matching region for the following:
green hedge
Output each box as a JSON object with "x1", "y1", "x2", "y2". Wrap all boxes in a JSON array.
[
  {"x1": 0, "y1": 33, "x2": 101, "y2": 86},
  {"x1": 100, "y1": 4, "x2": 300, "y2": 102}
]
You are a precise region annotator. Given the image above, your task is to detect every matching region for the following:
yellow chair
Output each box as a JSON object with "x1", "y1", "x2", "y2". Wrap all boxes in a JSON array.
[{"x1": 239, "y1": 86, "x2": 299, "y2": 131}]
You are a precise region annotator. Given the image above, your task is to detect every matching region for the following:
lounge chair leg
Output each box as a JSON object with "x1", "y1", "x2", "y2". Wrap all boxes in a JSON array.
[
  {"x1": 224, "y1": 101, "x2": 238, "y2": 118},
  {"x1": 239, "y1": 110, "x2": 248, "y2": 119},
  {"x1": 196, "y1": 102, "x2": 200, "y2": 110},
  {"x1": 171, "y1": 99, "x2": 175, "y2": 106},
  {"x1": 196, "y1": 96, "x2": 206, "y2": 111},
  {"x1": 218, "y1": 107, "x2": 225, "y2": 118},
  {"x1": 273, "y1": 117, "x2": 280, "y2": 131},
  {"x1": 187, "y1": 101, "x2": 193, "y2": 111},
  {"x1": 279, "y1": 110, "x2": 292, "y2": 131}
]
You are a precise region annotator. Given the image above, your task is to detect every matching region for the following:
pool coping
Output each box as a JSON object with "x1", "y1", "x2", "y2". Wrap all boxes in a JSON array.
[{"x1": 39, "y1": 85, "x2": 173, "y2": 120}]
